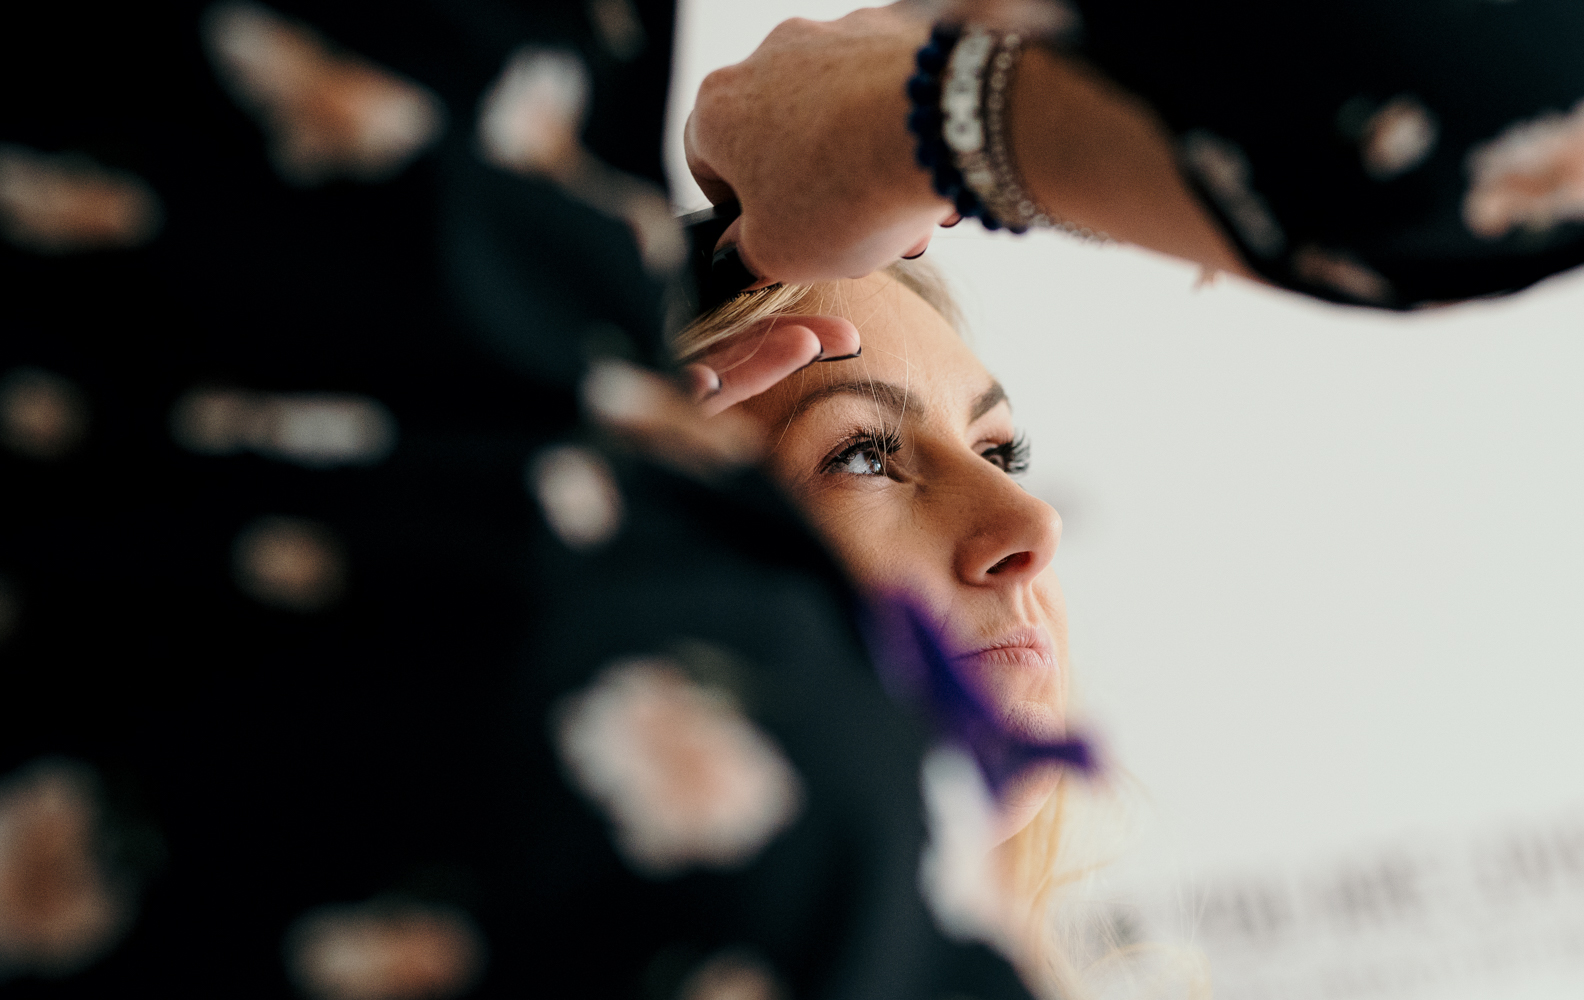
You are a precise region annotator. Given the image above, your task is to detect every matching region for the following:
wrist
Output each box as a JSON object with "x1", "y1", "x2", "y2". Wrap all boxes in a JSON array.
[
  {"x1": 907, "y1": 25, "x2": 1009, "y2": 229},
  {"x1": 906, "y1": 24, "x2": 1096, "y2": 237}
]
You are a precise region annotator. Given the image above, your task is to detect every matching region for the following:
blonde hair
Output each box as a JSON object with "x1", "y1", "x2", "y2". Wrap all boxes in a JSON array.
[
  {"x1": 672, "y1": 258, "x2": 967, "y2": 361},
  {"x1": 1000, "y1": 776, "x2": 1211, "y2": 1000}
]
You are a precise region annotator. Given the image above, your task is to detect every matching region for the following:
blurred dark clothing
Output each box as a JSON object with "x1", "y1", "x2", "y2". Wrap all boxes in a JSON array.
[
  {"x1": 1071, "y1": 0, "x2": 1584, "y2": 308},
  {"x1": 0, "y1": 3, "x2": 1031, "y2": 997}
]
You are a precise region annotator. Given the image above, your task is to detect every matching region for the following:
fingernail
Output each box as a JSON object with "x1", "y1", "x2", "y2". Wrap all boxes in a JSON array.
[
  {"x1": 689, "y1": 365, "x2": 722, "y2": 399},
  {"x1": 815, "y1": 347, "x2": 861, "y2": 363},
  {"x1": 794, "y1": 349, "x2": 826, "y2": 373},
  {"x1": 710, "y1": 244, "x2": 757, "y2": 299}
]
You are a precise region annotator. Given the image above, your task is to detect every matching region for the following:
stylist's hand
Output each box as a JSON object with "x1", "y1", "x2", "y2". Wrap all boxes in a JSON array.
[
  {"x1": 681, "y1": 314, "x2": 861, "y2": 418},
  {"x1": 685, "y1": 4, "x2": 954, "y2": 284}
]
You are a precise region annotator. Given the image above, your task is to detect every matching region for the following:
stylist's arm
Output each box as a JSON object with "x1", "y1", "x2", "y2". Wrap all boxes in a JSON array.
[{"x1": 685, "y1": 3, "x2": 1253, "y2": 285}]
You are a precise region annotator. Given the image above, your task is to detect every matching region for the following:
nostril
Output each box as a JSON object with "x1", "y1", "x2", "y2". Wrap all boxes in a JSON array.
[{"x1": 987, "y1": 552, "x2": 1027, "y2": 575}]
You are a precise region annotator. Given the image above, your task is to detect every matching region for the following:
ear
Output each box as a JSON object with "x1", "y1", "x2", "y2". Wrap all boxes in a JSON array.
[{"x1": 687, "y1": 314, "x2": 861, "y2": 418}]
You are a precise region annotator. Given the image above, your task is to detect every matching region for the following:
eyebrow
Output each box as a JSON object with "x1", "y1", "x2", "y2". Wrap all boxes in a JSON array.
[
  {"x1": 791, "y1": 379, "x2": 917, "y2": 420},
  {"x1": 789, "y1": 378, "x2": 1010, "y2": 423},
  {"x1": 970, "y1": 382, "x2": 1008, "y2": 422}
]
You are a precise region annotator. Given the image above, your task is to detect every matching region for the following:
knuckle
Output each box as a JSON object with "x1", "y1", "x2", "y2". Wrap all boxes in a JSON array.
[
  {"x1": 695, "y1": 64, "x2": 741, "y2": 108},
  {"x1": 765, "y1": 16, "x2": 817, "y2": 42}
]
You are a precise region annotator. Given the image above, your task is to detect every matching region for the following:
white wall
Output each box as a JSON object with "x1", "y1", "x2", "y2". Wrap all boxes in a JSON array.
[{"x1": 669, "y1": 5, "x2": 1584, "y2": 996}]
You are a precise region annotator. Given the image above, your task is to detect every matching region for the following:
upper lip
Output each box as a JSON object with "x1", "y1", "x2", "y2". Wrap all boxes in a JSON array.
[{"x1": 953, "y1": 626, "x2": 1055, "y2": 664}]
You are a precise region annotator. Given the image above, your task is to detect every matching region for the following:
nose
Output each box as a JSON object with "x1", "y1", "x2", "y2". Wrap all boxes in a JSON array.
[{"x1": 949, "y1": 460, "x2": 1061, "y2": 588}]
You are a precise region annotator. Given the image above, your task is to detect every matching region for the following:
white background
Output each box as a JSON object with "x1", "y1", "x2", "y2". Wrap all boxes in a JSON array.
[{"x1": 667, "y1": 3, "x2": 1584, "y2": 996}]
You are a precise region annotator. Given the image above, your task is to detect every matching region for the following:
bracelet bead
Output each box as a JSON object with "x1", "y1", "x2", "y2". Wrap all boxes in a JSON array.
[
  {"x1": 905, "y1": 24, "x2": 1004, "y2": 230},
  {"x1": 908, "y1": 23, "x2": 1110, "y2": 241}
]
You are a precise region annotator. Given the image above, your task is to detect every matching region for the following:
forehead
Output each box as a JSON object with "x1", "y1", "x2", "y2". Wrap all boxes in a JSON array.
[{"x1": 741, "y1": 272, "x2": 994, "y2": 428}]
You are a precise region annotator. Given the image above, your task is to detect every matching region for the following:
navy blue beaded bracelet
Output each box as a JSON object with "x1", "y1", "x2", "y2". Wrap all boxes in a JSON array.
[{"x1": 905, "y1": 24, "x2": 1006, "y2": 231}]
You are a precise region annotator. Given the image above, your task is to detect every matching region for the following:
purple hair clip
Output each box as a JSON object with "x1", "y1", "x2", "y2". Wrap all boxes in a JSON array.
[{"x1": 862, "y1": 596, "x2": 1095, "y2": 797}]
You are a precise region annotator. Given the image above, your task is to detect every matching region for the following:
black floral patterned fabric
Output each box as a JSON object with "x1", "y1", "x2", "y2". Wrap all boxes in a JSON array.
[
  {"x1": 1070, "y1": 0, "x2": 1584, "y2": 308},
  {"x1": 0, "y1": 2, "x2": 1033, "y2": 997}
]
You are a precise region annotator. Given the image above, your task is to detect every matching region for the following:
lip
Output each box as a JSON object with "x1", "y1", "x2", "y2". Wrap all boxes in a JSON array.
[{"x1": 952, "y1": 626, "x2": 1057, "y2": 671}]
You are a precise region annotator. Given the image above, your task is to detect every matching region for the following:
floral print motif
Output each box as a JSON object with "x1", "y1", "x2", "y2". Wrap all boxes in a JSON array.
[
  {"x1": 587, "y1": 0, "x2": 647, "y2": 61},
  {"x1": 232, "y1": 516, "x2": 347, "y2": 611},
  {"x1": 528, "y1": 445, "x2": 625, "y2": 551},
  {"x1": 170, "y1": 388, "x2": 397, "y2": 468},
  {"x1": 478, "y1": 48, "x2": 590, "y2": 179},
  {"x1": 477, "y1": 47, "x2": 685, "y2": 272},
  {"x1": 675, "y1": 949, "x2": 788, "y2": 1000},
  {"x1": 1465, "y1": 98, "x2": 1584, "y2": 239},
  {"x1": 285, "y1": 901, "x2": 483, "y2": 1000},
  {"x1": 1181, "y1": 131, "x2": 1286, "y2": 259},
  {"x1": 0, "y1": 367, "x2": 90, "y2": 461},
  {"x1": 0, "y1": 146, "x2": 161, "y2": 253},
  {"x1": 1359, "y1": 95, "x2": 1438, "y2": 180},
  {"x1": 202, "y1": 1, "x2": 445, "y2": 185},
  {"x1": 1291, "y1": 245, "x2": 1395, "y2": 305},
  {"x1": 0, "y1": 761, "x2": 132, "y2": 977},
  {"x1": 554, "y1": 658, "x2": 803, "y2": 877}
]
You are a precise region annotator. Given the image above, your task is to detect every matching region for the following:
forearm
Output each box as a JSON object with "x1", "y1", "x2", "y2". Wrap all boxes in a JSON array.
[{"x1": 1008, "y1": 46, "x2": 1254, "y2": 277}]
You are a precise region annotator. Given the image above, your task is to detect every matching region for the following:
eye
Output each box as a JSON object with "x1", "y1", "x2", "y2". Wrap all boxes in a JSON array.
[
  {"x1": 834, "y1": 445, "x2": 885, "y2": 475},
  {"x1": 980, "y1": 434, "x2": 1030, "y2": 475},
  {"x1": 821, "y1": 429, "x2": 901, "y2": 477}
]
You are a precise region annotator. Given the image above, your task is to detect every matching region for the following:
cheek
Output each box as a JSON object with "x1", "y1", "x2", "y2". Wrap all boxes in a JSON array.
[
  {"x1": 797, "y1": 487, "x2": 948, "y2": 597},
  {"x1": 1036, "y1": 570, "x2": 1070, "y2": 704},
  {"x1": 1035, "y1": 570, "x2": 1068, "y2": 654}
]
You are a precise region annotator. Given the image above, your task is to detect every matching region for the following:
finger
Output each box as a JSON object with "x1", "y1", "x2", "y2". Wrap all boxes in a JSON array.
[
  {"x1": 733, "y1": 203, "x2": 952, "y2": 284},
  {"x1": 680, "y1": 362, "x2": 722, "y2": 403},
  {"x1": 703, "y1": 314, "x2": 861, "y2": 377},
  {"x1": 692, "y1": 163, "x2": 737, "y2": 209},
  {"x1": 697, "y1": 323, "x2": 818, "y2": 417},
  {"x1": 684, "y1": 108, "x2": 738, "y2": 207},
  {"x1": 795, "y1": 314, "x2": 862, "y2": 360},
  {"x1": 695, "y1": 315, "x2": 862, "y2": 417},
  {"x1": 711, "y1": 217, "x2": 778, "y2": 293}
]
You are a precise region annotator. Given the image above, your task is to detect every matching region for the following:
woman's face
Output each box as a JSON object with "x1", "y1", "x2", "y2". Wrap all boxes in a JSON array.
[{"x1": 734, "y1": 272, "x2": 1069, "y2": 826}]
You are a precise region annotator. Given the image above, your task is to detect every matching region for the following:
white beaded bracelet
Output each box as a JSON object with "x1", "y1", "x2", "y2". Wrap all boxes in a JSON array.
[{"x1": 944, "y1": 27, "x2": 1107, "y2": 240}]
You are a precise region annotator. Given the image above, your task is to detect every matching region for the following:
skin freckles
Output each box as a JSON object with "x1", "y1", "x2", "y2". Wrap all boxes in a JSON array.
[{"x1": 730, "y1": 272, "x2": 1069, "y2": 835}]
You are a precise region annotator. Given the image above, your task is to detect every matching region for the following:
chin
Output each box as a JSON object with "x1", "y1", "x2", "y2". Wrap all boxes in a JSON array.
[
  {"x1": 993, "y1": 698, "x2": 1066, "y2": 744},
  {"x1": 993, "y1": 763, "x2": 1064, "y2": 843}
]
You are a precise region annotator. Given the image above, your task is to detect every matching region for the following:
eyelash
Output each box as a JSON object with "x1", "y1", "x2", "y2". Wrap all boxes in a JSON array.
[
  {"x1": 821, "y1": 427, "x2": 903, "y2": 476},
  {"x1": 819, "y1": 429, "x2": 1031, "y2": 476},
  {"x1": 980, "y1": 434, "x2": 1030, "y2": 475}
]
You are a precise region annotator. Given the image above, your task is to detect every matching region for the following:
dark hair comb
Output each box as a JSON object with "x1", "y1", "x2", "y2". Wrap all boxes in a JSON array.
[{"x1": 679, "y1": 200, "x2": 762, "y2": 316}]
